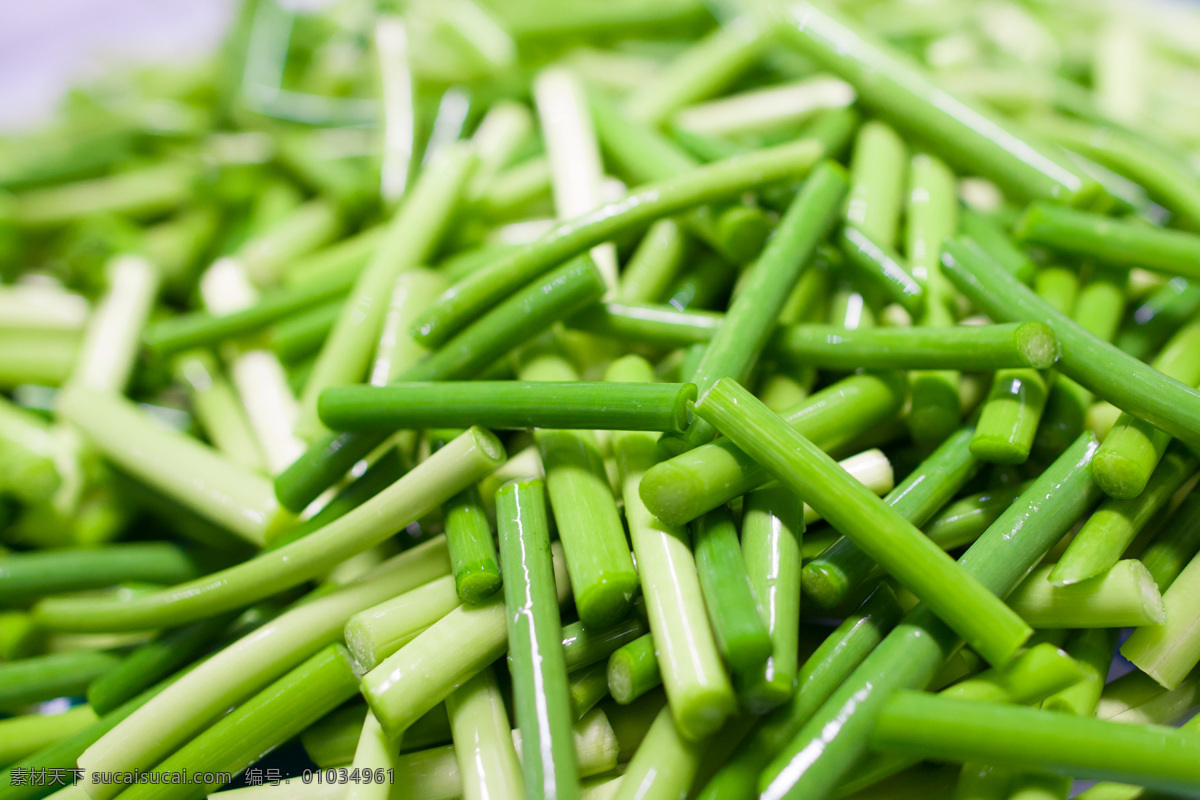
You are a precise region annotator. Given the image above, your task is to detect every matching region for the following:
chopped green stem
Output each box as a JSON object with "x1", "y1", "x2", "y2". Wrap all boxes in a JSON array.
[
  {"x1": 570, "y1": 302, "x2": 720, "y2": 348},
  {"x1": 1140, "y1": 491, "x2": 1200, "y2": 590},
  {"x1": 665, "y1": 161, "x2": 848, "y2": 453},
  {"x1": 0, "y1": 650, "x2": 121, "y2": 712},
  {"x1": 174, "y1": 350, "x2": 265, "y2": 471},
  {"x1": 766, "y1": 2, "x2": 1097, "y2": 204},
  {"x1": 388, "y1": 707, "x2": 616, "y2": 800},
  {"x1": 297, "y1": 143, "x2": 477, "y2": 438},
  {"x1": 681, "y1": 161, "x2": 849, "y2": 450},
  {"x1": 268, "y1": 448, "x2": 408, "y2": 549},
  {"x1": 802, "y1": 425, "x2": 980, "y2": 610},
  {"x1": 1092, "y1": 314, "x2": 1200, "y2": 498},
  {"x1": 562, "y1": 615, "x2": 650, "y2": 673},
  {"x1": 587, "y1": 87, "x2": 772, "y2": 265},
  {"x1": 1097, "y1": 667, "x2": 1200, "y2": 726},
  {"x1": 268, "y1": 301, "x2": 340, "y2": 365},
  {"x1": 1115, "y1": 278, "x2": 1200, "y2": 360},
  {"x1": 0, "y1": 677, "x2": 174, "y2": 800},
  {"x1": 473, "y1": 156, "x2": 552, "y2": 220},
  {"x1": 664, "y1": 256, "x2": 739, "y2": 312},
  {"x1": 410, "y1": 138, "x2": 830, "y2": 349},
  {"x1": 274, "y1": 256, "x2": 605, "y2": 513},
  {"x1": 283, "y1": 227, "x2": 382, "y2": 288},
  {"x1": 695, "y1": 585, "x2": 906, "y2": 800},
  {"x1": 442, "y1": 485, "x2": 501, "y2": 605},
  {"x1": 319, "y1": 381, "x2": 697, "y2": 433},
  {"x1": 837, "y1": 226, "x2": 924, "y2": 316},
  {"x1": 1027, "y1": 115, "x2": 1200, "y2": 230},
  {"x1": 1042, "y1": 627, "x2": 1117, "y2": 716},
  {"x1": 845, "y1": 121, "x2": 907, "y2": 246},
  {"x1": 374, "y1": 16, "x2": 415, "y2": 202},
  {"x1": 0, "y1": 394, "x2": 61, "y2": 504},
  {"x1": 641, "y1": 371, "x2": 906, "y2": 526},
  {"x1": 466, "y1": 100, "x2": 533, "y2": 202},
  {"x1": 608, "y1": 355, "x2": 734, "y2": 740},
  {"x1": 1017, "y1": 202, "x2": 1200, "y2": 281},
  {"x1": 56, "y1": 388, "x2": 280, "y2": 547},
  {"x1": 616, "y1": 219, "x2": 688, "y2": 304},
  {"x1": 1122, "y1": 545, "x2": 1200, "y2": 689},
  {"x1": 837, "y1": 642, "x2": 1088, "y2": 797},
  {"x1": 535, "y1": 67, "x2": 618, "y2": 293},
  {"x1": 302, "y1": 704, "x2": 451, "y2": 767},
  {"x1": 739, "y1": 486, "x2": 805, "y2": 712},
  {"x1": 495, "y1": 479, "x2": 578, "y2": 800},
  {"x1": 1007, "y1": 560, "x2": 1166, "y2": 628},
  {"x1": 970, "y1": 369, "x2": 1049, "y2": 465},
  {"x1": 75, "y1": 540, "x2": 450, "y2": 797},
  {"x1": 9, "y1": 162, "x2": 199, "y2": 228},
  {"x1": 361, "y1": 544, "x2": 569, "y2": 739},
  {"x1": 344, "y1": 711, "x2": 395, "y2": 800},
  {"x1": 941, "y1": 643, "x2": 1084, "y2": 705},
  {"x1": 607, "y1": 633, "x2": 662, "y2": 705},
  {"x1": 871, "y1": 690, "x2": 1200, "y2": 796},
  {"x1": 344, "y1": 575, "x2": 460, "y2": 670},
  {"x1": 524, "y1": 354, "x2": 638, "y2": 629},
  {"x1": 117, "y1": 645, "x2": 359, "y2": 800},
  {"x1": 1051, "y1": 446, "x2": 1196, "y2": 585},
  {"x1": 446, "y1": 666, "x2": 524, "y2": 800},
  {"x1": 625, "y1": 16, "x2": 767, "y2": 125},
  {"x1": 0, "y1": 705, "x2": 98, "y2": 766},
  {"x1": 238, "y1": 199, "x2": 343, "y2": 286},
  {"x1": 569, "y1": 663, "x2": 612, "y2": 721},
  {"x1": 0, "y1": 543, "x2": 201, "y2": 605},
  {"x1": 612, "y1": 706, "x2": 707, "y2": 800},
  {"x1": 69, "y1": 255, "x2": 158, "y2": 394},
  {"x1": 972, "y1": 266, "x2": 1076, "y2": 464},
  {"x1": 575, "y1": 302, "x2": 1057, "y2": 370},
  {"x1": 35, "y1": 429, "x2": 500, "y2": 632},
  {"x1": 907, "y1": 153, "x2": 962, "y2": 446},
  {"x1": 673, "y1": 76, "x2": 854, "y2": 140},
  {"x1": 959, "y1": 213, "x2": 1026, "y2": 276},
  {"x1": 0, "y1": 329, "x2": 80, "y2": 387},
  {"x1": 86, "y1": 613, "x2": 233, "y2": 715},
  {"x1": 1037, "y1": 267, "x2": 1127, "y2": 455},
  {"x1": 942, "y1": 238, "x2": 1200, "y2": 453},
  {"x1": 692, "y1": 506, "x2": 773, "y2": 675},
  {"x1": 757, "y1": 433, "x2": 1100, "y2": 800},
  {"x1": 0, "y1": 284, "x2": 88, "y2": 335},
  {"x1": 694, "y1": 378, "x2": 1032, "y2": 666},
  {"x1": 773, "y1": 322, "x2": 1058, "y2": 370},
  {"x1": 145, "y1": 270, "x2": 354, "y2": 359}
]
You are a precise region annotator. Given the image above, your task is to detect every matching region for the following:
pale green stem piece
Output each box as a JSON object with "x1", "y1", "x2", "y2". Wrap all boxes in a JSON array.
[
  {"x1": 76, "y1": 539, "x2": 451, "y2": 800},
  {"x1": 362, "y1": 544, "x2": 570, "y2": 739},
  {"x1": 297, "y1": 143, "x2": 477, "y2": 439},
  {"x1": 56, "y1": 387, "x2": 281, "y2": 547},
  {"x1": 68, "y1": 255, "x2": 159, "y2": 394},
  {"x1": 1006, "y1": 560, "x2": 1166, "y2": 628},
  {"x1": 35, "y1": 428, "x2": 501, "y2": 632},
  {"x1": 345, "y1": 575, "x2": 460, "y2": 670},
  {"x1": 1122, "y1": 546, "x2": 1200, "y2": 689},
  {"x1": 446, "y1": 667, "x2": 524, "y2": 800}
]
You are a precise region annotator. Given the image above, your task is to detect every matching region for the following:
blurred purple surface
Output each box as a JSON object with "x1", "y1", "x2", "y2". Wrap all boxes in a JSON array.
[{"x1": 0, "y1": 0, "x2": 235, "y2": 131}]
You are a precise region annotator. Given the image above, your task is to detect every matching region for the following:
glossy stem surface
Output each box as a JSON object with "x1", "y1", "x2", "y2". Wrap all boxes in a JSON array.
[
  {"x1": 320, "y1": 381, "x2": 697, "y2": 433},
  {"x1": 274, "y1": 256, "x2": 605, "y2": 513},
  {"x1": 757, "y1": 433, "x2": 1100, "y2": 800},
  {"x1": 694, "y1": 378, "x2": 1031, "y2": 667},
  {"x1": 943, "y1": 238, "x2": 1200, "y2": 453},
  {"x1": 802, "y1": 425, "x2": 980, "y2": 610},
  {"x1": 641, "y1": 372, "x2": 907, "y2": 526}
]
